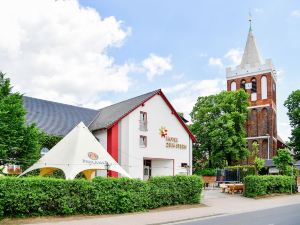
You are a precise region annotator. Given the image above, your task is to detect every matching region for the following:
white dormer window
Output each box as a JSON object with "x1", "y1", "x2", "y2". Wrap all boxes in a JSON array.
[
  {"x1": 139, "y1": 135, "x2": 147, "y2": 147},
  {"x1": 139, "y1": 111, "x2": 147, "y2": 131}
]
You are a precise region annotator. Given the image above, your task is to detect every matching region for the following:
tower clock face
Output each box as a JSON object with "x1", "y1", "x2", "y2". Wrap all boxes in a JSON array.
[{"x1": 245, "y1": 83, "x2": 252, "y2": 89}]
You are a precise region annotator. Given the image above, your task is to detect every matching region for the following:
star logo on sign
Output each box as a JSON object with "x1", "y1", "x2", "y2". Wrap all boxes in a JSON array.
[{"x1": 159, "y1": 126, "x2": 168, "y2": 138}]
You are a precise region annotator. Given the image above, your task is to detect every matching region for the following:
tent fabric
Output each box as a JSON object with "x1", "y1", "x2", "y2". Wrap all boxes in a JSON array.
[{"x1": 20, "y1": 122, "x2": 131, "y2": 179}]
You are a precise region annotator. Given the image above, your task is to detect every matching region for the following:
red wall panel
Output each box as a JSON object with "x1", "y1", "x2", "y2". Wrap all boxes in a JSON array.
[{"x1": 107, "y1": 123, "x2": 118, "y2": 177}]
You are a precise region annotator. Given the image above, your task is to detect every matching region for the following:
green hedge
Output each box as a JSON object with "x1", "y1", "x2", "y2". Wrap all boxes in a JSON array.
[
  {"x1": 193, "y1": 168, "x2": 216, "y2": 176},
  {"x1": 244, "y1": 175, "x2": 297, "y2": 198},
  {"x1": 0, "y1": 175, "x2": 203, "y2": 218}
]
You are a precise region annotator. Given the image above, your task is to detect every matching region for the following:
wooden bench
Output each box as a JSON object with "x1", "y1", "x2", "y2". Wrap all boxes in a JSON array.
[
  {"x1": 227, "y1": 184, "x2": 244, "y2": 194},
  {"x1": 220, "y1": 183, "x2": 228, "y2": 193}
]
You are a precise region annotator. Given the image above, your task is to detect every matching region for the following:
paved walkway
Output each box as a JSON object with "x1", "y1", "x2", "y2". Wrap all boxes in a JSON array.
[{"x1": 24, "y1": 190, "x2": 300, "y2": 225}]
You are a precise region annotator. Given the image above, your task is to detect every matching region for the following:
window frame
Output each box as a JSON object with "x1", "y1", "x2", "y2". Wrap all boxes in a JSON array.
[
  {"x1": 139, "y1": 135, "x2": 147, "y2": 148},
  {"x1": 139, "y1": 111, "x2": 148, "y2": 131}
]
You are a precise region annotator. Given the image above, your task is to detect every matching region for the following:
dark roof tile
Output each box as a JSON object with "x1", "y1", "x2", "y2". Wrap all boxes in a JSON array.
[
  {"x1": 88, "y1": 90, "x2": 160, "y2": 131},
  {"x1": 23, "y1": 96, "x2": 99, "y2": 136}
]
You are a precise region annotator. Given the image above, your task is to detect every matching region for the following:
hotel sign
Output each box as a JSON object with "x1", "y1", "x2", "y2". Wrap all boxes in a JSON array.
[
  {"x1": 82, "y1": 152, "x2": 106, "y2": 165},
  {"x1": 159, "y1": 126, "x2": 187, "y2": 149}
]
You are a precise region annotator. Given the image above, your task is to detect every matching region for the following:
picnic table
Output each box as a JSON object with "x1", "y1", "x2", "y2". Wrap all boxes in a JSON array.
[{"x1": 220, "y1": 183, "x2": 244, "y2": 194}]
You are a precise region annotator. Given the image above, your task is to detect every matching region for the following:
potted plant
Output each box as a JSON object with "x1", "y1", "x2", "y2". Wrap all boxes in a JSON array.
[{"x1": 196, "y1": 168, "x2": 217, "y2": 186}]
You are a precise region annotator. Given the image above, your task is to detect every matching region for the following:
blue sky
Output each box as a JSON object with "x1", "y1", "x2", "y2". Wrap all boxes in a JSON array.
[
  {"x1": 77, "y1": 0, "x2": 300, "y2": 141},
  {"x1": 0, "y1": 0, "x2": 299, "y2": 141}
]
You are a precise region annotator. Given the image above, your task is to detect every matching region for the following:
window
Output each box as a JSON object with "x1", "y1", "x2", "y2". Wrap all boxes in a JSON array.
[
  {"x1": 140, "y1": 135, "x2": 147, "y2": 147},
  {"x1": 230, "y1": 81, "x2": 236, "y2": 91},
  {"x1": 261, "y1": 76, "x2": 267, "y2": 99},
  {"x1": 181, "y1": 163, "x2": 188, "y2": 168},
  {"x1": 139, "y1": 111, "x2": 147, "y2": 131},
  {"x1": 251, "y1": 78, "x2": 257, "y2": 101},
  {"x1": 251, "y1": 78, "x2": 257, "y2": 93},
  {"x1": 240, "y1": 79, "x2": 246, "y2": 90}
]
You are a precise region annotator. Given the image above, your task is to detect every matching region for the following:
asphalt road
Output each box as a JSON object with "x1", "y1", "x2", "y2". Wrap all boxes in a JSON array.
[{"x1": 170, "y1": 203, "x2": 300, "y2": 225}]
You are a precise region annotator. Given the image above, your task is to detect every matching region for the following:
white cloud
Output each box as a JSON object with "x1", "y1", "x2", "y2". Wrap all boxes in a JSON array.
[
  {"x1": 163, "y1": 83, "x2": 190, "y2": 94},
  {"x1": 224, "y1": 48, "x2": 243, "y2": 66},
  {"x1": 142, "y1": 53, "x2": 172, "y2": 81},
  {"x1": 208, "y1": 57, "x2": 223, "y2": 69},
  {"x1": 291, "y1": 10, "x2": 300, "y2": 18},
  {"x1": 276, "y1": 69, "x2": 285, "y2": 82},
  {"x1": 82, "y1": 100, "x2": 113, "y2": 110},
  {"x1": 0, "y1": 0, "x2": 134, "y2": 107},
  {"x1": 163, "y1": 79, "x2": 225, "y2": 120},
  {"x1": 209, "y1": 48, "x2": 243, "y2": 70},
  {"x1": 278, "y1": 122, "x2": 291, "y2": 142}
]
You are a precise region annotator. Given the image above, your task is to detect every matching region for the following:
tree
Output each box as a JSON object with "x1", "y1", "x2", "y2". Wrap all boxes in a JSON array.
[
  {"x1": 190, "y1": 90, "x2": 249, "y2": 167},
  {"x1": 39, "y1": 132, "x2": 62, "y2": 150},
  {"x1": 273, "y1": 148, "x2": 293, "y2": 175},
  {"x1": 284, "y1": 90, "x2": 300, "y2": 159},
  {"x1": 0, "y1": 72, "x2": 40, "y2": 169},
  {"x1": 252, "y1": 142, "x2": 264, "y2": 175}
]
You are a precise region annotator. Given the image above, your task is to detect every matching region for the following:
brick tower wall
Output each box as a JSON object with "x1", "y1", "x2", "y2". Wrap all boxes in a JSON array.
[{"x1": 226, "y1": 72, "x2": 277, "y2": 160}]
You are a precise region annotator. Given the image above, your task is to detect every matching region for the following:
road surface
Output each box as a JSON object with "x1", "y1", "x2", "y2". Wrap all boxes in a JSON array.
[{"x1": 169, "y1": 203, "x2": 300, "y2": 225}]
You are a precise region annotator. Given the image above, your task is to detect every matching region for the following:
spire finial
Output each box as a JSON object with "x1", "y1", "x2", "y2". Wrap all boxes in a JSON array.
[{"x1": 248, "y1": 11, "x2": 252, "y2": 32}]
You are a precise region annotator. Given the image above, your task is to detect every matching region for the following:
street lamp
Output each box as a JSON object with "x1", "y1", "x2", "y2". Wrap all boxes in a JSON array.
[
  {"x1": 104, "y1": 161, "x2": 111, "y2": 177},
  {"x1": 265, "y1": 134, "x2": 270, "y2": 160},
  {"x1": 290, "y1": 163, "x2": 295, "y2": 195},
  {"x1": 185, "y1": 164, "x2": 190, "y2": 175}
]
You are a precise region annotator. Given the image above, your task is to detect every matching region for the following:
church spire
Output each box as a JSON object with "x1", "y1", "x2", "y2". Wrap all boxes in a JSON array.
[
  {"x1": 249, "y1": 11, "x2": 252, "y2": 32},
  {"x1": 239, "y1": 15, "x2": 263, "y2": 68}
]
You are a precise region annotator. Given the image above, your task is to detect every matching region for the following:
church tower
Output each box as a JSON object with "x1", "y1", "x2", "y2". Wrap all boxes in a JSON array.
[{"x1": 226, "y1": 18, "x2": 278, "y2": 160}]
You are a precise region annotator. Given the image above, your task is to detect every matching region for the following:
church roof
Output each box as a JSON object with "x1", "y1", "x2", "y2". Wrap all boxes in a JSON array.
[
  {"x1": 226, "y1": 19, "x2": 276, "y2": 79},
  {"x1": 239, "y1": 28, "x2": 263, "y2": 68},
  {"x1": 23, "y1": 96, "x2": 99, "y2": 136}
]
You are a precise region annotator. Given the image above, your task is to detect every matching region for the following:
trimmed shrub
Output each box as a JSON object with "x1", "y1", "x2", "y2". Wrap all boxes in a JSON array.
[
  {"x1": 193, "y1": 168, "x2": 216, "y2": 176},
  {"x1": 244, "y1": 175, "x2": 297, "y2": 198},
  {"x1": 148, "y1": 175, "x2": 203, "y2": 208},
  {"x1": 0, "y1": 175, "x2": 203, "y2": 218}
]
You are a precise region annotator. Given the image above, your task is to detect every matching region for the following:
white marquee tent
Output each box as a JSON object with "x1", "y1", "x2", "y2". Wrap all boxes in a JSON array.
[{"x1": 20, "y1": 122, "x2": 131, "y2": 179}]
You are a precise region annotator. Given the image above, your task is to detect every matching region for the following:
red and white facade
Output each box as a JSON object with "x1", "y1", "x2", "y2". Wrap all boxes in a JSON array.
[{"x1": 93, "y1": 91, "x2": 195, "y2": 180}]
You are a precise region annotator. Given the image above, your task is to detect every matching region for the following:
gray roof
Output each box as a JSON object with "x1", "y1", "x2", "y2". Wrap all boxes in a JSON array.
[
  {"x1": 23, "y1": 89, "x2": 160, "y2": 136},
  {"x1": 89, "y1": 89, "x2": 160, "y2": 131},
  {"x1": 240, "y1": 28, "x2": 263, "y2": 68},
  {"x1": 23, "y1": 96, "x2": 99, "y2": 136}
]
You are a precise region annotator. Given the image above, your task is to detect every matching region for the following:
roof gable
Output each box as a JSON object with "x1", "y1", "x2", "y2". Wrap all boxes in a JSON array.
[
  {"x1": 88, "y1": 90, "x2": 160, "y2": 131},
  {"x1": 89, "y1": 89, "x2": 196, "y2": 142}
]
